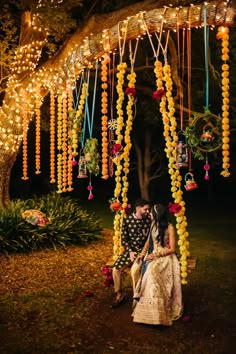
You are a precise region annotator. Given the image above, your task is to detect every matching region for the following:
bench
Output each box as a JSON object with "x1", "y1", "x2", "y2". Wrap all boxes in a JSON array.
[{"x1": 106, "y1": 255, "x2": 197, "y2": 272}]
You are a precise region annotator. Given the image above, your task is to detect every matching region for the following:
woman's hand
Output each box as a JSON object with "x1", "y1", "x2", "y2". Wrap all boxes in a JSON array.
[{"x1": 145, "y1": 253, "x2": 154, "y2": 261}]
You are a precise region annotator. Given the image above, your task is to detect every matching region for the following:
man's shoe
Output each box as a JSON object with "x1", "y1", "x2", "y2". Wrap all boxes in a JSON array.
[{"x1": 111, "y1": 293, "x2": 126, "y2": 309}]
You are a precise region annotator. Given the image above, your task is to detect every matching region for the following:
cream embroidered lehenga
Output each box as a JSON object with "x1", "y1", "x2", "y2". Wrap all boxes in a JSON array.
[{"x1": 132, "y1": 225, "x2": 183, "y2": 326}]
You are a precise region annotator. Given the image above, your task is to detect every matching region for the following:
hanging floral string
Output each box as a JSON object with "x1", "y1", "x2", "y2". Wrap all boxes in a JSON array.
[
  {"x1": 49, "y1": 90, "x2": 56, "y2": 183},
  {"x1": 57, "y1": 93, "x2": 63, "y2": 193},
  {"x1": 216, "y1": 26, "x2": 230, "y2": 178},
  {"x1": 101, "y1": 53, "x2": 110, "y2": 180},
  {"x1": 158, "y1": 62, "x2": 190, "y2": 285},
  {"x1": 108, "y1": 52, "x2": 117, "y2": 178},
  {"x1": 111, "y1": 21, "x2": 129, "y2": 260},
  {"x1": 35, "y1": 86, "x2": 41, "y2": 175},
  {"x1": 143, "y1": 19, "x2": 190, "y2": 283},
  {"x1": 120, "y1": 39, "x2": 138, "y2": 212},
  {"x1": 62, "y1": 92, "x2": 68, "y2": 192},
  {"x1": 22, "y1": 89, "x2": 29, "y2": 181},
  {"x1": 71, "y1": 76, "x2": 87, "y2": 159},
  {"x1": 67, "y1": 87, "x2": 74, "y2": 191},
  {"x1": 83, "y1": 62, "x2": 100, "y2": 199}
]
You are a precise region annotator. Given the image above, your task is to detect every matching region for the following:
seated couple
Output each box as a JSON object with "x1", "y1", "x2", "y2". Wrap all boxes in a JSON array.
[{"x1": 112, "y1": 200, "x2": 183, "y2": 326}]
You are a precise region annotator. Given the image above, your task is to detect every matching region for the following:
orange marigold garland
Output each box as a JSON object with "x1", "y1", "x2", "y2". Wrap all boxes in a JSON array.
[
  {"x1": 101, "y1": 54, "x2": 110, "y2": 180},
  {"x1": 22, "y1": 90, "x2": 29, "y2": 181},
  {"x1": 35, "y1": 86, "x2": 41, "y2": 175},
  {"x1": 217, "y1": 26, "x2": 230, "y2": 178},
  {"x1": 50, "y1": 91, "x2": 56, "y2": 183}
]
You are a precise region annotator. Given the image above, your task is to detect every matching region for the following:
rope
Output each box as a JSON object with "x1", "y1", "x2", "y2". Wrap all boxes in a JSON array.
[{"x1": 204, "y1": 5, "x2": 209, "y2": 110}]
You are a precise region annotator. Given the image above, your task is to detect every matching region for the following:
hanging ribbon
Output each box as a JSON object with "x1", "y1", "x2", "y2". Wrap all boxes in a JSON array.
[
  {"x1": 82, "y1": 61, "x2": 99, "y2": 199},
  {"x1": 204, "y1": 5, "x2": 209, "y2": 110}
]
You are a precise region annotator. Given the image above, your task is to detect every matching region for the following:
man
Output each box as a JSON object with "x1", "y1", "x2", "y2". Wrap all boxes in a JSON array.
[{"x1": 112, "y1": 198, "x2": 151, "y2": 308}]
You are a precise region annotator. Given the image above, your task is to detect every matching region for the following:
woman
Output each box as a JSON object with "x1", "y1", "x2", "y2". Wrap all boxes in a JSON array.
[{"x1": 132, "y1": 203, "x2": 183, "y2": 326}]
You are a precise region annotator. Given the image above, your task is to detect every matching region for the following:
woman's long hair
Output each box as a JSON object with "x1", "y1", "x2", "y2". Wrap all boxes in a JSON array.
[{"x1": 151, "y1": 204, "x2": 168, "y2": 247}]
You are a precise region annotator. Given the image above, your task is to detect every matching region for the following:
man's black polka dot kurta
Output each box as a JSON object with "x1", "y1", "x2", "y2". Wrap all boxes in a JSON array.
[{"x1": 113, "y1": 213, "x2": 150, "y2": 269}]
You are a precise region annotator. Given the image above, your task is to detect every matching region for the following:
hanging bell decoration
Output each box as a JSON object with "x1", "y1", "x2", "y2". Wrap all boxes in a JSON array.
[
  {"x1": 77, "y1": 154, "x2": 88, "y2": 178},
  {"x1": 176, "y1": 140, "x2": 188, "y2": 168},
  {"x1": 184, "y1": 172, "x2": 198, "y2": 191},
  {"x1": 200, "y1": 124, "x2": 214, "y2": 143}
]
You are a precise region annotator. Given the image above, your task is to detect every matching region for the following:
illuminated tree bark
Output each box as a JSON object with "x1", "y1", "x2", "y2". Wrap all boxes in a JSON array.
[{"x1": 0, "y1": 0, "x2": 235, "y2": 206}]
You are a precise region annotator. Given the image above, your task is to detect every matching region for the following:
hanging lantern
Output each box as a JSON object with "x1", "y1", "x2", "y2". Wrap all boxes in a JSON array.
[
  {"x1": 184, "y1": 172, "x2": 198, "y2": 191},
  {"x1": 200, "y1": 124, "x2": 214, "y2": 143},
  {"x1": 77, "y1": 152, "x2": 88, "y2": 178},
  {"x1": 176, "y1": 140, "x2": 188, "y2": 168}
]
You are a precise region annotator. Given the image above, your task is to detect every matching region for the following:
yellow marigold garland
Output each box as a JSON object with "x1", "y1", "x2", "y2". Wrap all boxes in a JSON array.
[
  {"x1": 155, "y1": 60, "x2": 190, "y2": 284},
  {"x1": 112, "y1": 62, "x2": 127, "y2": 260},
  {"x1": 101, "y1": 54, "x2": 110, "y2": 180},
  {"x1": 217, "y1": 26, "x2": 230, "y2": 177},
  {"x1": 67, "y1": 88, "x2": 74, "y2": 192},
  {"x1": 121, "y1": 71, "x2": 136, "y2": 211},
  {"x1": 62, "y1": 93, "x2": 68, "y2": 192}
]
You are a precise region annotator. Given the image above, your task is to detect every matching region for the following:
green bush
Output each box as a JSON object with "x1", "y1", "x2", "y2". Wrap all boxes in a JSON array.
[{"x1": 0, "y1": 193, "x2": 103, "y2": 254}]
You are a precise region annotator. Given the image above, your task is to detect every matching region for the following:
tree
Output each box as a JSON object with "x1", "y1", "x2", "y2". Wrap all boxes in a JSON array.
[{"x1": 0, "y1": 0, "x2": 235, "y2": 206}]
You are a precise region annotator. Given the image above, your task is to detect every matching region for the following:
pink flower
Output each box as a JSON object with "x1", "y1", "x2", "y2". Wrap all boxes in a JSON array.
[
  {"x1": 88, "y1": 192, "x2": 94, "y2": 200},
  {"x1": 125, "y1": 87, "x2": 136, "y2": 96},
  {"x1": 101, "y1": 266, "x2": 114, "y2": 287},
  {"x1": 153, "y1": 89, "x2": 165, "y2": 100},
  {"x1": 83, "y1": 290, "x2": 94, "y2": 297},
  {"x1": 168, "y1": 202, "x2": 182, "y2": 215},
  {"x1": 72, "y1": 158, "x2": 77, "y2": 166},
  {"x1": 87, "y1": 185, "x2": 93, "y2": 191},
  {"x1": 111, "y1": 144, "x2": 122, "y2": 156},
  {"x1": 124, "y1": 204, "x2": 131, "y2": 213},
  {"x1": 182, "y1": 314, "x2": 191, "y2": 322}
]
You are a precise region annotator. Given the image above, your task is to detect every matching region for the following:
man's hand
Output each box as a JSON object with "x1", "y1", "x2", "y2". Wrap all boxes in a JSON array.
[{"x1": 129, "y1": 251, "x2": 137, "y2": 262}]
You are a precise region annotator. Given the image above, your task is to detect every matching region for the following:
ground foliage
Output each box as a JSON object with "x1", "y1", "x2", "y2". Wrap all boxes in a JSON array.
[
  {"x1": 0, "y1": 201, "x2": 235, "y2": 354},
  {"x1": 0, "y1": 193, "x2": 103, "y2": 254}
]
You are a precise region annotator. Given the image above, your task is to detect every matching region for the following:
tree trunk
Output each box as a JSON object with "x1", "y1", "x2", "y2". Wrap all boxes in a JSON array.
[{"x1": 0, "y1": 154, "x2": 17, "y2": 207}]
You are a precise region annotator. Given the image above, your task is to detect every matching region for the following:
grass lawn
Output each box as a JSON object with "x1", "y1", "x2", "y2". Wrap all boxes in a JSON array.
[{"x1": 0, "y1": 198, "x2": 235, "y2": 353}]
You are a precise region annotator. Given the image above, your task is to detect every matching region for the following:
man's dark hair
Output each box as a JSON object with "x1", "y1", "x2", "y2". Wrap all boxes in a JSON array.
[{"x1": 134, "y1": 198, "x2": 150, "y2": 208}]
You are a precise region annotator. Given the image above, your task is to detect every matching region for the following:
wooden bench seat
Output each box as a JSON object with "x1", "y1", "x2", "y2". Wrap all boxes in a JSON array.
[{"x1": 106, "y1": 255, "x2": 197, "y2": 272}]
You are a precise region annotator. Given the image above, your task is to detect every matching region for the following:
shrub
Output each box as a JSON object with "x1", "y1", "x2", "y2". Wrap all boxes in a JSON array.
[{"x1": 0, "y1": 193, "x2": 103, "y2": 254}]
